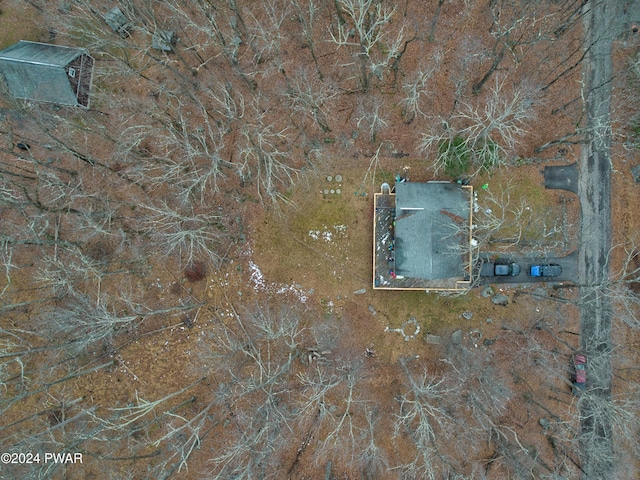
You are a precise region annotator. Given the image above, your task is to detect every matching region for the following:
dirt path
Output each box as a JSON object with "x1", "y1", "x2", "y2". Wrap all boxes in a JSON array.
[{"x1": 577, "y1": 1, "x2": 621, "y2": 477}]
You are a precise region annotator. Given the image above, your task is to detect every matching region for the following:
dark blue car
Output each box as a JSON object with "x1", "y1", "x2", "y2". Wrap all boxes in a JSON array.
[{"x1": 529, "y1": 264, "x2": 562, "y2": 277}]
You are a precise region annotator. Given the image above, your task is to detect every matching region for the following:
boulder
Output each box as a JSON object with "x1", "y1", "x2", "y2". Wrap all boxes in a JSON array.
[
  {"x1": 152, "y1": 30, "x2": 177, "y2": 52},
  {"x1": 481, "y1": 286, "x2": 494, "y2": 298},
  {"x1": 491, "y1": 293, "x2": 509, "y2": 306},
  {"x1": 451, "y1": 330, "x2": 463, "y2": 345},
  {"x1": 539, "y1": 417, "x2": 550, "y2": 432}
]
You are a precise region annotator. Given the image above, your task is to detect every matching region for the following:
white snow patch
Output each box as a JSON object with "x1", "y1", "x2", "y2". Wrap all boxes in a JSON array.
[
  {"x1": 249, "y1": 261, "x2": 266, "y2": 290},
  {"x1": 276, "y1": 284, "x2": 308, "y2": 303},
  {"x1": 308, "y1": 224, "x2": 347, "y2": 243},
  {"x1": 249, "y1": 259, "x2": 308, "y2": 304}
]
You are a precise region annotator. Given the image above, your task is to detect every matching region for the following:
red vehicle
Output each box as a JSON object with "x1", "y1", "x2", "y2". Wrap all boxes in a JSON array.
[{"x1": 572, "y1": 354, "x2": 587, "y2": 394}]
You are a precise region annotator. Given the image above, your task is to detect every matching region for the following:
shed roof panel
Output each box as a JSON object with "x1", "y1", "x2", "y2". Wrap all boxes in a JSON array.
[
  {"x1": 0, "y1": 61, "x2": 78, "y2": 105},
  {"x1": 0, "y1": 41, "x2": 83, "y2": 67}
]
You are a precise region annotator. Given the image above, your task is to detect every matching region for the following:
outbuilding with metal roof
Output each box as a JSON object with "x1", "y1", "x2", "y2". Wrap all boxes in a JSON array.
[{"x1": 0, "y1": 40, "x2": 94, "y2": 108}]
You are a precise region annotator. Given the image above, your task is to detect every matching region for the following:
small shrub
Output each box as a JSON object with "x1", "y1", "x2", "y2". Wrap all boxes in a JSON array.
[
  {"x1": 439, "y1": 136, "x2": 470, "y2": 177},
  {"x1": 479, "y1": 139, "x2": 501, "y2": 171},
  {"x1": 630, "y1": 116, "x2": 640, "y2": 148},
  {"x1": 184, "y1": 261, "x2": 206, "y2": 282}
]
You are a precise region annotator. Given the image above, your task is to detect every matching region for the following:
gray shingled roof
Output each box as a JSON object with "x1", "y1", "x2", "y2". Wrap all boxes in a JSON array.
[
  {"x1": 394, "y1": 182, "x2": 470, "y2": 280},
  {"x1": 0, "y1": 41, "x2": 94, "y2": 107}
]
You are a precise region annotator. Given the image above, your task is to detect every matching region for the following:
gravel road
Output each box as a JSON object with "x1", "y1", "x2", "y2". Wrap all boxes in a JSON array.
[{"x1": 577, "y1": 1, "x2": 624, "y2": 477}]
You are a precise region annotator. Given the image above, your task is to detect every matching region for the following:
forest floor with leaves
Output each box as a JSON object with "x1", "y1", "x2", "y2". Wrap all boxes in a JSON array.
[{"x1": 1, "y1": 0, "x2": 640, "y2": 479}]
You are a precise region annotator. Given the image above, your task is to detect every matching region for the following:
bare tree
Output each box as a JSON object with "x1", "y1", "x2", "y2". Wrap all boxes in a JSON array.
[
  {"x1": 246, "y1": 0, "x2": 289, "y2": 70},
  {"x1": 400, "y1": 56, "x2": 442, "y2": 124},
  {"x1": 141, "y1": 202, "x2": 226, "y2": 266},
  {"x1": 471, "y1": 0, "x2": 574, "y2": 94},
  {"x1": 419, "y1": 77, "x2": 538, "y2": 176},
  {"x1": 0, "y1": 244, "x2": 15, "y2": 300},
  {"x1": 237, "y1": 97, "x2": 301, "y2": 207},
  {"x1": 330, "y1": 0, "x2": 405, "y2": 91},
  {"x1": 357, "y1": 97, "x2": 389, "y2": 143},
  {"x1": 393, "y1": 357, "x2": 459, "y2": 480},
  {"x1": 286, "y1": 69, "x2": 337, "y2": 133},
  {"x1": 551, "y1": 345, "x2": 640, "y2": 479},
  {"x1": 119, "y1": 96, "x2": 231, "y2": 205},
  {"x1": 599, "y1": 239, "x2": 640, "y2": 330},
  {"x1": 203, "y1": 304, "x2": 304, "y2": 477},
  {"x1": 356, "y1": 407, "x2": 390, "y2": 478},
  {"x1": 314, "y1": 360, "x2": 365, "y2": 467},
  {"x1": 41, "y1": 294, "x2": 137, "y2": 354},
  {"x1": 290, "y1": 0, "x2": 325, "y2": 78}
]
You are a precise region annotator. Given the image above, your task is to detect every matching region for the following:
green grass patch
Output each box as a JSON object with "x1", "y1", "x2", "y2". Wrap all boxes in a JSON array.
[
  {"x1": 479, "y1": 139, "x2": 501, "y2": 171},
  {"x1": 0, "y1": 4, "x2": 46, "y2": 50},
  {"x1": 382, "y1": 290, "x2": 472, "y2": 333},
  {"x1": 373, "y1": 168, "x2": 394, "y2": 185},
  {"x1": 289, "y1": 195, "x2": 352, "y2": 238},
  {"x1": 473, "y1": 166, "x2": 568, "y2": 254},
  {"x1": 255, "y1": 182, "x2": 359, "y2": 291},
  {"x1": 439, "y1": 136, "x2": 470, "y2": 177},
  {"x1": 437, "y1": 136, "x2": 507, "y2": 177}
]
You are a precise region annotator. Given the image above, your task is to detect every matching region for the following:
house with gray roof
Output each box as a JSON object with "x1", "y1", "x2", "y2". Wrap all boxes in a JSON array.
[
  {"x1": 373, "y1": 181, "x2": 473, "y2": 291},
  {"x1": 0, "y1": 41, "x2": 94, "y2": 108}
]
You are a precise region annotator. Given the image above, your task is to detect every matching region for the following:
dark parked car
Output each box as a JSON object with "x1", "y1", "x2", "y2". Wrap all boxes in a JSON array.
[
  {"x1": 529, "y1": 264, "x2": 562, "y2": 277},
  {"x1": 494, "y1": 262, "x2": 520, "y2": 276},
  {"x1": 572, "y1": 354, "x2": 587, "y2": 394},
  {"x1": 480, "y1": 261, "x2": 521, "y2": 277}
]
